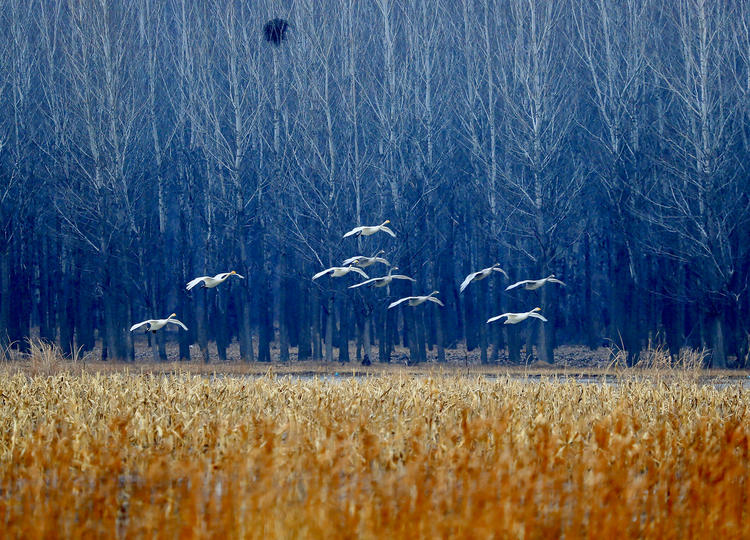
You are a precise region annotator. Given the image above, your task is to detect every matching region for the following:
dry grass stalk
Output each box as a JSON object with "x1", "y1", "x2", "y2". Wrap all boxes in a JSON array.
[{"x1": 0, "y1": 372, "x2": 747, "y2": 537}]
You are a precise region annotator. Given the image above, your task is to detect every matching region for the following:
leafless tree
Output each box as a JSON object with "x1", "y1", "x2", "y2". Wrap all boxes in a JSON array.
[
  {"x1": 573, "y1": 0, "x2": 652, "y2": 362},
  {"x1": 646, "y1": 0, "x2": 746, "y2": 367},
  {"x1": 495, "y1": 0, "x2": 582, "y2": 364}
]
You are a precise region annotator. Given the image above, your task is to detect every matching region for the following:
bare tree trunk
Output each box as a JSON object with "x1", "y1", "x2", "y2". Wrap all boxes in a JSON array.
[
  {"x1": 338, "y1": 297, "x2": 350, "y2": 364},
  {"x1": 298, "y1": 286, "x2": 312, "y2": 361},
  {"x1": 215, "y1": 294, "x2": 228, "y2": 362},
  {"x1": 279, "y1": 250, "x2": 290, "y2": 362},
  {"x1": 312, "y1": 286, "x2": 322, "y2": 361},
  {"x1": 537, "y1": 284, "x2": 554, "y2": 364},
  {"x1": 195, "y1": 290, "x2": 210, "y2": 363},
  {"x1": 707, "y1": 310, "x2": 727, "y2": 368},
  {"x1": 325, "y1": 295, "x2": 334, "y2": 363},
  {"x1": 362, "y1": 305, "x2": 372, "y2": 365},
  {"x1": 0, "y1": 249, "x2": 9, "y2": 346}
]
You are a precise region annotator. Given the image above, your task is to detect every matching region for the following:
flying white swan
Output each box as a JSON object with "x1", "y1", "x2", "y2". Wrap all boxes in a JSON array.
[
  {"x1": 348, "y1": 266, "x2": 415, "y2": 288},
  {"x1": 342, "y1": 250, "x2": 390, "y2": 268},
  {"x1": 312, "y1": 265, "x2": 369, "y2": 281},
  {"x1": 487, "y1": 307, "x2": 547, "y2": 325},
  {"x1": 459, "y1": 263, "x2": 509, "y2": 293},
  {"x1": 129, "y1": 313, "x2": 188, "y2": 333},
  {"x1": 505, "y1": 274, "x2": 566, "y2": 291},
  {"x1": 388, "y1": 291, "x2": 444, "y2": 309},
  {"x1": 186, "y1": 271, "x2": 244, "y2": 291},
  {"x1": 343, "y1": 220, "x2": 396, "y2": 238}
]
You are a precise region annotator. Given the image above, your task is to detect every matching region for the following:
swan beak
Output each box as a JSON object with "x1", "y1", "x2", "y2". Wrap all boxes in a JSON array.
[
  {"x1": 170, "y1": 313, "x2": 177, "y2": 317},
  {"x1": 384, "y1": 220, "x2": 390, "y2": 224},
  {"x1": 231, "y1": 270, "x2": 236, "y2": 274}
]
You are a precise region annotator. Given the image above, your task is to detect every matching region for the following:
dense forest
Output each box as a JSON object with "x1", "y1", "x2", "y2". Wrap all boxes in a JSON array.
[{"x1": 0, "y1": 0, "x2": 749, "y2": 367}]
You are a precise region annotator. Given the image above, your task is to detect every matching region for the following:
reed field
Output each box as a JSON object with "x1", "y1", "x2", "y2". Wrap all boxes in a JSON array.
[{"x1": 0, "y1": 364, "x2": 748, "y2": 538}]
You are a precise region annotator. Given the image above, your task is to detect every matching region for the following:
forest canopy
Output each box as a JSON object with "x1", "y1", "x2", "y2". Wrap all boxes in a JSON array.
[{"x1": 0, "y1": 0, "x2": 748, "y2": 367}]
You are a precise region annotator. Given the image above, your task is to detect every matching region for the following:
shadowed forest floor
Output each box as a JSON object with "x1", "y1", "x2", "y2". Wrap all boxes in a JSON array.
[
  {"x1": 5, "y1": 341, "x2": 749, "y2": 381},
  {"x1": 129, "y1": 338, "x2": 615, "y2": 367}
]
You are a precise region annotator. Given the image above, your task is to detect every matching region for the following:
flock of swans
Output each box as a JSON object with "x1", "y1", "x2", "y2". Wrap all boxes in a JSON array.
[
  {"x1": 129, "y1": 271, "x2": 244, "y2": 333},
  {"x1": 129, "y1": 220, "x2": 565, "y2": 341},
  {"x1": 312, "y1": 220, "x2": 565, "y2": 325}
]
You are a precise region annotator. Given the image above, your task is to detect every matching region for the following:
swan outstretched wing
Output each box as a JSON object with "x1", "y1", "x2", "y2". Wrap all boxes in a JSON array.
[
  {"x1": 350, "y1": 267, "x2": 369, "y2": 279},
  {"x1": 391, "y1": 275, "x2": 416, "y2": 282},
  {"x1": 492, "y1": 267, "x2": 510, "y2": 279},
  {"x1": 388, "y1": 297, "x2": 412, "y2": 309},
  {"x1": 505, "y1": 280, "x2": 532, "y2": 291},
  {"x1": 487, "y1": 314, "x2": 509, "y2": 324},
  {"x1": 186, "y1": 276, "x2": 207, "y2": 290},
  {"x1": 528, "y1": 312, "x2": 548, "y2": 322},
  {"x1": 426, "y1": 296, "x2": 444, "y2": 307},
  {"x1": 349, "y1": 277, "x2": 380, "y2": 289},
  {"x1": 381, "y1": 226, "x2": 396, "y2": 237},
  {"x1": 459, "y1": 272, "x2": 478, "y2": 293},
  {"x1": 168, "y1": 318, "x2": 189, "y2": 330},
  {"x1": 312, "y1": 268, "x2": 333, "y2": 280},
  {"x1": 343, "y1": 226, "x2": 363, "y2": 238},
  {"x1": 129, "y1": 320, "x2": 151, "y2": 332}
]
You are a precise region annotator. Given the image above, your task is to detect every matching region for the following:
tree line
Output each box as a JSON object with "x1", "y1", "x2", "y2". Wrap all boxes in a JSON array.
[{"x1": 1, "y1": 0, "x2": 748, "y2": 367}]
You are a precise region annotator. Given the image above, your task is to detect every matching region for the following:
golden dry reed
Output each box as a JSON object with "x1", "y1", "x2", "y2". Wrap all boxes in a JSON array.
[{"x1": 0, "y1": 372, "x2": 747, "y2": 539}]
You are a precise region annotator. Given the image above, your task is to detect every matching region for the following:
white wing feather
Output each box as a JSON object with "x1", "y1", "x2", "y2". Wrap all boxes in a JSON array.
[
  {"x1": 528, "y1": 312, "x2": 548, "y2": 322},
  {"x1": 459, "y1": 272, "x2": 477, "y2": 293},
  {"x1": 388, "y1": 297, "x2": 412, "y2": 309},
  {"x1": 168, "y1": 318, "x2": 189, "y2": 330},
  {"x1": 350, "y1": 267, "x2": 369, "y2": 279},
  {"x1": 349, "y1": 277, "x2": 379, "y2": 289},
  {"x1": 343, "y1": 226, "x2": 363, "y2": 238},
  {"x1": 186, "y1": 276, "x2": 207, "y2": 290},
  {"x1": 129, "y1": 320, "x2": 151, "y2": 332},
  {"x1": 312, "y1": 268, "x2": 333, "y2": 280},
  {"x1": 493, "y1": 267, "x2": 510, "y2": 279},
  {"x1": 505, "y1": 280, "x2": 532, "y2": 291},
  {"x1": 486, "y1": 314, "x2": 509, "y2": 324}
]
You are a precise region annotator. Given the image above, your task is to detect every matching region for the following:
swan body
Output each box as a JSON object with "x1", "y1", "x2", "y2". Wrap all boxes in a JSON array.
[
  {"x1": 343, "y1": 220, "x2": 396, "y2": 238},
  {"x1": 487, "y1": 307, "x2": 547, "y2": 325},
  {"x1": 342, "y1": 250, "x2": 390, "y2": 268},
  {"x1": 348, "y1": 267, "x2": 415, "y2": 289},
  {"x1": 312, "y1": 266, "x2": 369, "y2": 281},
  {"x1": 460, "y1": 263, "x2": 509, "y2": 293},
  {"x1": 505, "y1": 274, "x2": 566, "y2": 291},
  {"x1": 186, "y1": 271, "x2": 244, "y2": 291},
  {"x1": 388, "y1": 291, "x2": 444, "y2": 309},
  {"x1": 129, "y1": 313, "x2": 188, "y2": 333}
]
